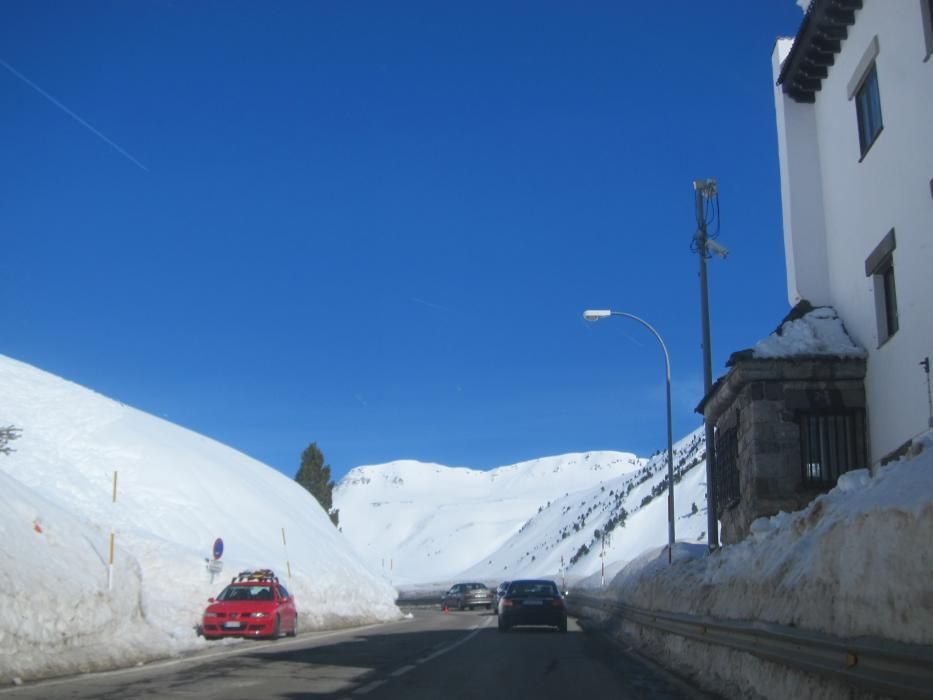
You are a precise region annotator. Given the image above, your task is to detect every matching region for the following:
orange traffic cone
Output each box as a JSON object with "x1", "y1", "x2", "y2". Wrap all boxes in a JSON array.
[{"x1": 442, "y1": 603, "x2": 449, "y2": 614}]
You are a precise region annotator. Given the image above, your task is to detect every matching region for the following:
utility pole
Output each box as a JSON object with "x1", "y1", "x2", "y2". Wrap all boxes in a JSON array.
[
  {"x1": 921, "y1": 357, "x2": 932, "y2": 428},
  {"x1": 693, "y1": 179, "x2": 723, "y2": 551}
]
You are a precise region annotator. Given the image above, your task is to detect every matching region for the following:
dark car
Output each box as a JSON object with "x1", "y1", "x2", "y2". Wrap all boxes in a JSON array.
[
  {"x1": 441, "y1": 582, "x2": 494, "y2": 610},
  {"x1": 497, "y1": 579, "x2": 567, "y2": 632},
  {"x1": 492, "y1": 581, "x2": 510, "y2": 615},
  {"x1": 201, "y1": 569, "x2": 298, "y2": 639}
]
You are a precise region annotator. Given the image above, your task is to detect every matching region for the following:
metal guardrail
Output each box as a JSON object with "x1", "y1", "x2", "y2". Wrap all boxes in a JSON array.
[
  {"x1": 569, "y1": 593, "x2": 933, "y2": 700},
  {"x1": 395, "y1": 596, "x2": 443, "y2": 608}
]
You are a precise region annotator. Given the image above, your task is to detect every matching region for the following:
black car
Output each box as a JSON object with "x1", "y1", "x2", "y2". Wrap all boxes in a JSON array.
[
  {"x1": 441, "y1": 582, "x2": 494, "y2": 610},
  {"x1": 497, "y1": 579, "x2": 567, "y2": 632}
]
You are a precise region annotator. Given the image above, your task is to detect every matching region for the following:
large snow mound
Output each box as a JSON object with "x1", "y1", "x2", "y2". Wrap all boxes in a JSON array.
[
  {"x1": 0, "y1": 354, "x2": 400, "y2": 683},
  {"x1": 606, "y1": 432, "x2": 933, "y2": 645}
]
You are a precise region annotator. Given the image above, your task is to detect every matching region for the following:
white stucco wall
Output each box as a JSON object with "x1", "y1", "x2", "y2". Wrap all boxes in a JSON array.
[
  {"x1": 773, "y1": 2, "x2": 933, "y2": 463},
  {"x1": 771, "y1": 39, "x2": 831, "y2": 307}
]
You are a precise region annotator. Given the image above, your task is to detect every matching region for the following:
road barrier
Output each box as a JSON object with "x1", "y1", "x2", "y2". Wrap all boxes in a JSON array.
[
  {"x1": 395, "y1": 594, "x2": 444, "y2": 608},
  {"x1": 568, "y1": 592, "x2": 933, "y2": 700}
]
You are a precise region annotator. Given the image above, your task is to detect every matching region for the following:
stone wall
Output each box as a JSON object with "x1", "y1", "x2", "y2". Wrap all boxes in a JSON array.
[{"x1": 703, "y1": 358, "x2": 866, "y2": 544}]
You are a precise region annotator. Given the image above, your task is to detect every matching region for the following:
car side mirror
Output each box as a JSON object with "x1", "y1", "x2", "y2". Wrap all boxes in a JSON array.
[{"x1": 208, "y1": 597, "x2": 215, "y2": 603}]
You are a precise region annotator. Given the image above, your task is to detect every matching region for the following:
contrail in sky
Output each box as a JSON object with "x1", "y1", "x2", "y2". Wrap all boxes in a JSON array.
[{"x1": 1, "y1": 57, "x2": 150, "y2": 172}]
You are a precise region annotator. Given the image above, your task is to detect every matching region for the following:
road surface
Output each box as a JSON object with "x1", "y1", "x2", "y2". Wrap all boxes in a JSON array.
[{"x1": 1, "y1": 609, "x2": 717, "y2": 699}]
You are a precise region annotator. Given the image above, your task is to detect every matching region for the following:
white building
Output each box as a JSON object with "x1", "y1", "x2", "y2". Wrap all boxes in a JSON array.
[{"x1": 772, "y1": 0, "x2": 933, "y2": 465}]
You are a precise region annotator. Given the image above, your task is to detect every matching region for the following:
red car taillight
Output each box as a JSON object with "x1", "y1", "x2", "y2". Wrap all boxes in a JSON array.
[{"x1": 549, "y1": 598, "x2": 564, "y2": 608}]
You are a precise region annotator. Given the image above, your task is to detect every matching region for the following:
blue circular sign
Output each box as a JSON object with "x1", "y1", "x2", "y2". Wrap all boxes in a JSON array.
[{"x1": 212, "y1": 538, "x2": 224, "y2": 560}]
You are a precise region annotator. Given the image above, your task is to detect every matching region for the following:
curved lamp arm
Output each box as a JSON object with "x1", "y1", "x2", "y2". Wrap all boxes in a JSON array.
[{"x1": 583, "y1": 309, "x2": 675, "y2": 564}]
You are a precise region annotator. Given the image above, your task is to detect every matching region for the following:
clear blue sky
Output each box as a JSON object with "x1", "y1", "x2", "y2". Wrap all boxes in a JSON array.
[{"x1": 1, "y1": 2, "x2": 804, "y2": 481}]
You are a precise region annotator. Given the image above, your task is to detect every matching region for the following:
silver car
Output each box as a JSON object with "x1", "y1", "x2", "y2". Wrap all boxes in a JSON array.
[{"x1": 441, "y1": 582, "x2": 494, "y2": 610}]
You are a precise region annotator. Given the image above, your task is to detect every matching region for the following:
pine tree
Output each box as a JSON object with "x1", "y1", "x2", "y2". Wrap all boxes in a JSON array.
[{"x1": 294, "y1": 442, "x2": 339, "y2": 526}]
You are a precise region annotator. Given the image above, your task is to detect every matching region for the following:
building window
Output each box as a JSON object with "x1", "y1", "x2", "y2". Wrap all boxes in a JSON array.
[
  {"x1": 799, "y1": 411, "x2": 866, "y2": 486},
  {"x1": 714, "y1": 424, "x2": 740, "y2": 511},
  {"x1": 879, "y1": 258, "x2": 899, "y2": 338},
  {"x1": 865, "y1": 229, "x2": 899, "y2": 345},
  {"x1": 855, "y1": 63, "x2": 883, "y2": 157},
  {"x1": 923, "y1": 0, "x2": 933, "y2": 59}
]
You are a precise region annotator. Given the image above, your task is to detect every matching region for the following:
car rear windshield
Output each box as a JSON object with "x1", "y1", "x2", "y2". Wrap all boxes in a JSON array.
[
  {"x1": 508, "y1": 582, "x2": 558, "y2": 597},
  {"x1": 218, "y1": 585, "x2": 274, "y2": 601}
]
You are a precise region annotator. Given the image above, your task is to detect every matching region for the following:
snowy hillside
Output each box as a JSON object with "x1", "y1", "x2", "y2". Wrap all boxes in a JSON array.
[
  {"x1": 334, "y1": 430, "x2": 710, "y2": 586},
  {"x1": 0, "y1": 355, "x2": 400, "y2": 684}
]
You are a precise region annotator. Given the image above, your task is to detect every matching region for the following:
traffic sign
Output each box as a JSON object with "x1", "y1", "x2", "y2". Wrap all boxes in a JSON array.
[{"x1": 212, "y1": 538, "x2": 224, "y2": 560}]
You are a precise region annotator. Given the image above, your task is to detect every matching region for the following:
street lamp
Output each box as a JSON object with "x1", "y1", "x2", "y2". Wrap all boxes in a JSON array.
[{"x1": 583, "y1": 309, "x2": 676, "y2": 564}]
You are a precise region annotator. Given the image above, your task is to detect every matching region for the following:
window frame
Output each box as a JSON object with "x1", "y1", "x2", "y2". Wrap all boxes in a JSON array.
[
  {"x1": 865, "y1": 229, "x2": 899, "y2": 346},
  {"x1": 922, "y1": 0, "x2": 933, "y2": 60},
  {"x1": 854, "y1": 63, "x2": 883, "y2": 158},
  {"x1": 879, "y1": 258, "x2": 899, "y2": 339}
]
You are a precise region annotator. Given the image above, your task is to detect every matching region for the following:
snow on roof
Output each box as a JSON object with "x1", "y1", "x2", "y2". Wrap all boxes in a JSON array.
[{"x1": 751, "y1": 306, "x2": 865, "y2": 360}]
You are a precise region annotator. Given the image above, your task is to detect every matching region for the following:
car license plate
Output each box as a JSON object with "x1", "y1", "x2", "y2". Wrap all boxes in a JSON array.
[
  {"x1": 524, "y1": 599, "x2": 543, "y2": 606},
  {"x1": 222, "y1": 621, "x2": 242, "y2": 629}
]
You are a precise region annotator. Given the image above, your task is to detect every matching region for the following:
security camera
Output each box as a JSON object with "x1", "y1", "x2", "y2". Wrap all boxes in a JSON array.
[{"x1": 705, "y1": 239, "x2": 729, "y2": 259}]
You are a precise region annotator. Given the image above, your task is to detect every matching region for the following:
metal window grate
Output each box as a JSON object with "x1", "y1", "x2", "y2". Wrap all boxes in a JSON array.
[
  {"x1": 799, "y1": 411, "x2": 866, "y2": 485},
  {"x1": 714, "y1": 426, "x2": 740, "y2": 510}
]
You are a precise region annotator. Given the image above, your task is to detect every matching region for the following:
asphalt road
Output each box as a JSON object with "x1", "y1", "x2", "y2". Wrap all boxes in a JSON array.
[{"x1": 1, "y1": 609, "x2": 717, "y2": 699}]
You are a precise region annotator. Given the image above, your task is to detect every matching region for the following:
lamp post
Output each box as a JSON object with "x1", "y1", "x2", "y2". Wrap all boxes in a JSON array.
[{"x1": 583, "y1": 309, "x2": 675, "y2": 564}]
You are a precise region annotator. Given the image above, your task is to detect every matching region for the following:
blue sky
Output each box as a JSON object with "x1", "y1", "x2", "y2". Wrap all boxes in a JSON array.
[{"x1": 1, "y1": 2, "x2": 804, "y2": 481}]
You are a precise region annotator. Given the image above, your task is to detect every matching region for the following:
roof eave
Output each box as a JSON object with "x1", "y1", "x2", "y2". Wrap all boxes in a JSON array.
[{"x1": 777, "y1": 0, "x2": 863, "y2": 103}]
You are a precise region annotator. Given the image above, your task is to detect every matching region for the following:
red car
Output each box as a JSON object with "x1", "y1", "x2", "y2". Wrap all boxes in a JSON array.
[{"x1": 201, "y1": 569, "x2": 298, "y2": 640}]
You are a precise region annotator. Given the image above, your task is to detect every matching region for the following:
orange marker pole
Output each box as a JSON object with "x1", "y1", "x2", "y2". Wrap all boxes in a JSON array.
[
  {"x1": 282, "y1": 527, "x2": 292, "y2": 579},
  {"x1": 108, "y1": 471, "x2": 118, "y2": 590}
]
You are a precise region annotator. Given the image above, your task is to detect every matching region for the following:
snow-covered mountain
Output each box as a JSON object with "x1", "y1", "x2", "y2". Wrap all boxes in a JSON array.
[
  {"x1": 334, "y1": 430, "x2": 710, "y2": 587},
  {"x1": 0, "y1": 355, "x2": 399, "y2": 684}
]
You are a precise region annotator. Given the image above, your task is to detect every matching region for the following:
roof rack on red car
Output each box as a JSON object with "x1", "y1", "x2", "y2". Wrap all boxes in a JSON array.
[{"x1": 231, "y1": 569, "x2": 279, "y2": 584}]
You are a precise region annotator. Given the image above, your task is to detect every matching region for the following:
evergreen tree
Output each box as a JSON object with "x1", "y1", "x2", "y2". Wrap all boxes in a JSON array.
[{"x1": 294, "y1": 442, "x2": 339, "y2": 526}]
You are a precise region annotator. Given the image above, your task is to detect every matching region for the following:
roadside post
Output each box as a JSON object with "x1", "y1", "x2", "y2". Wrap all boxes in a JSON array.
[
  {"x1": 281, "y1": 528, "x2": 292, "y2": 579},
  {"x1": 108, "y1": 471, "x2": 117, "y2": 591},
  {"x1": 207, "y1": 537, "x2": 224, "y2": 583}
]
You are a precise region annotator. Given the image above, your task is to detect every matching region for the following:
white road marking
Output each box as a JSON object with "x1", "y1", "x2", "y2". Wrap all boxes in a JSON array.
[
  {"x1": 354, "y1": 679, "x2": 387, "y2": 695},
  {"x1": 389, "y1": 665, "x2": 416, "y2": 677},
  {"x1": 417, "y1": 616, "x2": 492, "y2": 664}
]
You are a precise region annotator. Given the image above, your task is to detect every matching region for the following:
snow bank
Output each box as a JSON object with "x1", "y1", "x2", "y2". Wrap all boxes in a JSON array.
[
  {"x1": 0, "y1": 355, "x2": 400, "y2": 684},
  {"x1": 580, "y1": 433, "x2": 933, "y2": 698},
  {"x1": 609, "y1": 434, "x2": 933, "y2": 643}
]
